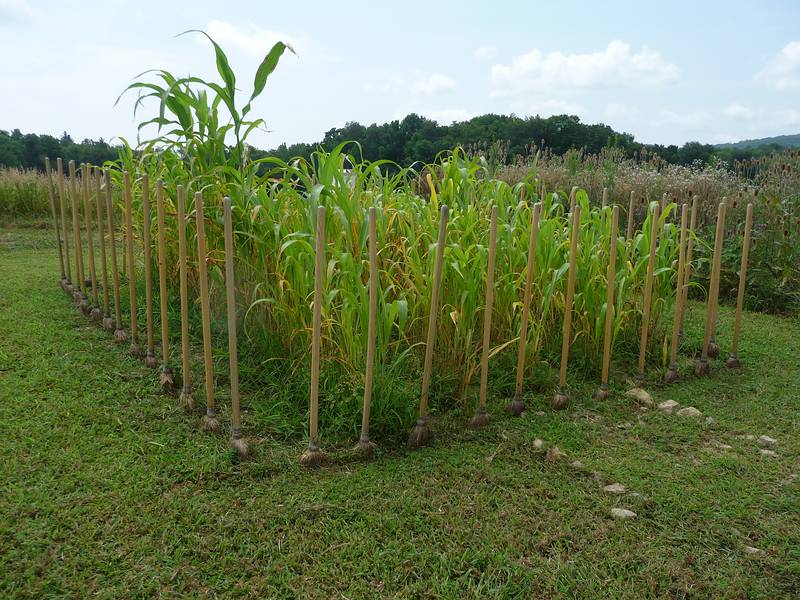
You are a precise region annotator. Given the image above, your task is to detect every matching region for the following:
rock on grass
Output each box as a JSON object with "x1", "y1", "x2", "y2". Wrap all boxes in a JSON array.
[
  {"x1": 677, "y1": 406, "x2": 702, "y2": 417},
  {"x1": 658, "y1": 400, "x2": 680, "y2": 414},
  {"x1": 603, "y1": 483, "x2": 626, "y2": 494},
  {"x1": 758, "y1": 435, "x2": 777, "y2": 448},
  {"x1": 610, "y1": 508, "x2": 637, "y2": 519},
  {"x1": 625, "y1": 388, "x2": 653, "y2": 407}
]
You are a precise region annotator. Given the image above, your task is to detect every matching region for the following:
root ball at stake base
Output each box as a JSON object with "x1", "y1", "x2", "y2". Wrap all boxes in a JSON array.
[
  {"x1": 102, "y1": 316, "x2": 114, "y2": 331},
  {"x1": 64, "y1": 282, "x2": 73, "y2": 295},
  {"x1": 178, "y1": 385, "x2": 195, "y2": 411},
  {"x1": 90, "y1": 307, "x2": 102, "y2": 322},
  {"x1": 129, "y1": 342, "x2": 143, "y2": 358},
  {"x1": 79, "y1": 298, "x2": 90, "y2": 316},
  {"x1": 552, "y1": 388, "x2": 569, "y2": 410},
  {"x1": 708, "y1": 341, "x2": 720, "y2": 359},
  {"x1": 144, "y1": 351, "x2": 158, "y2": 369},
  {"x1": 113, "y1": 328, "x2": 128, "y2": 344},
  {"x1": 507, "y1": 393, "x2": 526, "y2": 417},
  {"x1": 407, "y1": 417, "x2": 434, "y2": 450},
  {"x1": 594, "y1": 384, "x2": 610, "y2": 401},
  {"x1": 299, "y1": 442, "x2": 329, "y2": 468},
  {"x1": 231, "y1": 434, "x2": 251, "y2": 460},
  {"x1": 201, "y1": 410, "x2": 221, "y2": 434},
  {"x1": 353, "y1": 435, "x2": 376, "y2": 460},
  {"x1": 695, "y1": 359, "x2": 710, "y2": 376},
  {"x1": 468, "y1": 406, "x2": 490, "y2": 429},
  {"x1": 159, "y1": 366, "x2": 175, "y2": 393},
  {"x1": 726, "y1": 355, "x2": 741, "y2": 369},
  {"x1": 664, "y1": 366, "x2": 679, "y2": 383}
]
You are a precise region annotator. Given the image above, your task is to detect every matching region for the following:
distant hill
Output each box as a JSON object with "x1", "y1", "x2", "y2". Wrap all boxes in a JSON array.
[{"x1": 715, "y1": 133, "x2": 800, "y2": 150}]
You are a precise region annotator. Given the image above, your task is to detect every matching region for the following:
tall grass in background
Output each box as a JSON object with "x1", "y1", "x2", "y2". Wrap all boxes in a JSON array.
[{"x1": 0, "y1": 167, "x2": 51, "y2": 221}]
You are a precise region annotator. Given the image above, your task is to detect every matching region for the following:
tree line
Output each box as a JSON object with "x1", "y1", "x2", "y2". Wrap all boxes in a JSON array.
[{"x1": 0, "y1": 113, "x2": 786, "y2": 172}]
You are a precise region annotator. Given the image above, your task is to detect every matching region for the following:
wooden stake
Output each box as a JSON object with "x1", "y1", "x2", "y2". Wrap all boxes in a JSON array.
[
  {"x1": 665, "y1": 203, "x2": 689, "y2": 382},
  {"x1": 68, "y1": 161, "x2": 85, "y2": 301},
  {"x1": 553, "y1": 204, "x2": 581, "y2": 409},
  {"x1": 142, "y1": 175, "x2": 157, "y2": 368},
  {"x1": 82, "y1": 164, "x2": 100, "y2": 318},
  {"x1": 300, "y1": 205, "x2": 328, "y2": 466},
  {"x1": 356, "y1": 207, "x2": 379, "y2": 456},
  {"x1": 636, "y1": 202, "x2": 661, "y2": 384},
  {"x1": 56, "y1": 158, "x2": 72, "y2": 290},
  {"x1": 44, "y1": 157, "x2": 65, "y2": 285},
  {"x1": 626, "y1": 190, "x2": 635, "y2": 240},
  {"x1": 601, "y1": 187, "x2": 608, "y2": 209},
  {"x1": 596, "y1": 205, "x2": 619, "y2": 399},
  {"x1": 469, "y1": 205, "x2": 499, "y2": 428},
  {"x1": 223, "y1": 197, "x2": 247, "y2": 457},
  {"x1": 156, "y1": 180, "x2": 173, "y2": 389},
  {"x1": 195, "y1": 192, "x2": 219, "y2": 432},
  {"x1": 569, "y1": 186, "x2": 578, "y2": 214},
  {"x1": 696, "y1": 202, "x2": 726, "y2": 375},
  {"x1": 105, "y1": 170, "x2": 126, "y2": 343},
  {"x1": 94, "y1": 168, "x2": 112, "y2": 329},
  {"x1": 678, "y1": 198, "x2": 698, "y2": 337},
  {"x1": 509, "y1": 201, "x2": 541, "y2": 415},
  {"x1": 123, "y1": 171, "x2": 141, "y2": 355},
  {"x1": 726, "y1": 203, "x2": 753, "y2": 369},
  {"x1": 407, "y1": 204, "x2": 449, "y2": 449},
  {"x1": 177, "y1": 186, "x2": 193, "y2": 409}
]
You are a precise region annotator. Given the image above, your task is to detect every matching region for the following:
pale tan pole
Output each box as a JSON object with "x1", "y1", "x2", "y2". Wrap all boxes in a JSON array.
[
  {"x1": 707, "y1": 198, "x2": 727, "y2": 359},
  {"x1": 601, "y1": 187, "x2": 608, "y2": 209},
  {"x1": 696, "y1": 202, "x2": 726, "y2": 375},
  {"x1": 82, "y1": 164, "x2": 101, "y2": 321},
  {"x1": 195, "y1": 192, "x2": 220, "y2": 433},
  {"x1": 408, "y1": 204, "x2": 449, "y2": 449},
  {"x1": 626, "y1": 190, "x2": 636, "y2": 240},
  {"x1": 56, "y1": 158, "x2": 72, "y2": 294},
  {"x1": 569, "y1": 186, "x2": 578, "y2": 214},
  {"x1": 470, "y1": 205, "x2": 499, "y2": 428},
  {"x1": 355, "y1": 206, "x2": 379, "y2": 457},
  {"x1": 94, "y1": 168, "x2": 112, "y2": 330},
  {"x1": 595, "y1": 205, "x2": 619, "y2": 399},
  {"x1": 553, "y1": 204, "x2": 581, "y2": 410},
  {"x1": 665, "y1": 203, "x2": 689, "y2": 383},
  {"x1": 508, "y1": 202, "x2": 541, "y2": 415},
  {"x1": 176, "y1": 186, "x2": 194, "y2": 410},
  {"x1": 726, "y1": 203, "x2": 753, "y2": 369},
  {"x1": 68, "y1": 161, "x2": 85, "y2": 305},
  {"x1": 223, "y1": 197, "x2": 249, "y2": 458},
  {"x1": 105, "y1": 171, "x2": 127, "y2": 344},
  {"x1": 123, "y1": 171, "x2": 142, "y2": 357},
  {"x1": 300, "y1": 205, "x2": 328, "y2": 467},
  {"x1": 44, "y1": 157, "x2": 66, "y2": 287},
  {"x1": 142, "y1": 175, "x2": 157, "y2": 368},
  {"x1": 635, "y1": 203, "x2": 661, "y2": 385},
  {"x1": 156, "y1": 180, "x2": 173, "y2": 390},
  {"x1": 678, "y1": 198, "x2": 698, "y2": 338}
]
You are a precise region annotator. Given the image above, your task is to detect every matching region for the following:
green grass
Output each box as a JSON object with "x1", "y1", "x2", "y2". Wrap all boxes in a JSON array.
[{"x1": 1, "y1": 228, "x2": 799, "y2": 599}]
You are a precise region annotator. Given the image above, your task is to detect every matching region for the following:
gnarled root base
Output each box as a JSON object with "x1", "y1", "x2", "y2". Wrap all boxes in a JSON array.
[
  {"x1": 594, "y1": 384, "x2": 610, "y2": 400},
  {"x1": 144, "y1": 351, "x2": 158, "y2": 369},
  {"x1": 506, "y1": 394, "x2": 526, "y2": 416},
  {"x1": 113, "y1": 328, "x2": 128, "y2": 344},
  {"x1": 725, "y1": 355, "x2": 741, "y2": 369},
  {"x1": 102, "y1": 316, "x2": 114, "y2": 331},
  {"x1": 201, "y1": 411, "x2": 221, "y2": 434},
  {"x1": 84, "y1": 277, "x2": 93, "y2": 289},
  {"x1": 231, "y1": 436, "x2": 251, "y2": 460},
  {"x1": 129, "y1": 342, "x2": 144, "y2": 358},
  {"x1": 299, "y1": 443, "x2": 329, "y2": 468},
  {"x1": 352, "y1": 436, "x2": 376, "y2": 460},
  {"x1": 64, "y1": 282, "x2": 74, "y2": 296},
  {"x1": 159, "y1": 366, "x2": 175, "y2": 393},
  {"x1": 407, "y1": 417, "x2": 433, "y2": 450},
  {"x1": 179, "y1": 386, "x2": 195, "y2": 411},
  {"x1": 551, "y1": 390, "x2": 569, "y2": 410},
  {"x1": 79, "y1": 298, "x2": 90, "y2": 316},
  {"x1": 695, "y1": 359, "x2": 710, "y2": 376},
  {"x1": 90, "y1": 307, "x2": 102, "y2": 322},
  {"x1": 468, "y1": 408, "x2": 490, "y2": 429},
  {"x1": 72, "y1": 290, "x2": 82, "y2": 303},
  {"x1": 664, "y1": 366, "x2": 679, "y2": 383},
  {"x1": 707, "y1": 341, "x2": 720, "y2": 359}
]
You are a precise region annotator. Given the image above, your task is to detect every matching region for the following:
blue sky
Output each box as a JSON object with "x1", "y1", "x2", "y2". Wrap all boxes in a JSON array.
[{"x1": 2, "y1": 0, "x2": 799, "y2": 149}]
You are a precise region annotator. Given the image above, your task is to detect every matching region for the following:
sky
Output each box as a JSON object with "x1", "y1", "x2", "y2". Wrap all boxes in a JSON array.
[{"x1": 1, "y1": 0, "x2": 799, "y2": 150}]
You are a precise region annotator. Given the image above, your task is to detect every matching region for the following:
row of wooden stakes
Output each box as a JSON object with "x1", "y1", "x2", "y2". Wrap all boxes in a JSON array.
[{"x1": 41, "y1": 158, "x2": 754, "y2": 465}]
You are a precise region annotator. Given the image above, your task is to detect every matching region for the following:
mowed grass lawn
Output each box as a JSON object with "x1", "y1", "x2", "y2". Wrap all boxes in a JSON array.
[{"x1": 1, "y1": 227, "x2": 798, "y2": 599}]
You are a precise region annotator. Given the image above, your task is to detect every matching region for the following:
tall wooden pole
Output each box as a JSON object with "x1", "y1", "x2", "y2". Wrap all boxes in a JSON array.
[
  {"x1": 356, "y1": 207, "x2": 379, "y2": 457},
  {"x1": 123, "y1": 171, "x2": 141, "y2": 356},
  {"x1": 177, "y1": 186, "x2": 193, "y2": 410},
  {"x1": 665, "y1": 203, "x2": 689, "y2": 382},
  {"x1": 553, "y1": 204, "x2": 581, "y2": 409},
  {"x1": 626, "y1": 190, "x2": 636, "y2": 240},
  {"x1": 94, "y1": 167, "x2": 112, "y2": 330},
  {"x1": 509, "y1": 202, "x2": 541, "y2": 415},
  {"x1": 142, "y1": 175, "x2": 157, "y2": 368},
  {"x1": 408, "y1": 204, "x2": 449, "y2": 449},
  {"x1": 196, "y1": 192, "x2": 220, "y2": 432},
  {"x1": 44, "y1": 157, "x2": 65, "y2": 287},
  {"x1": 156, "y1": 180, "x2": 173, "y2": 389},
  {"x1": 636, "y1": 203, "x2": 661, "y2": 384},
  {"x1": 56, "y1": 158, "x2": 72, "y2": 294},
  {"x1": 678, "y1": 198, "x2": 698, "y2": 338},
  {"x1": 105, "y1": 170, "x2": 127, "y2": 343},
  {"x1": 726, "y1": 203, "x2": 753, "y2": 369},
  {"x1": 82, "y1": 164, "x2": 100, "y2": 320},
  {"x1": 696, "y1": 202, "x2": 726, "y2": 375},
  {"x1": 596, "y1": 205, "x2": 619, "y2": 399},
  {"x1": 68, "y1": 161, "x2": 85, "y2": 304}
]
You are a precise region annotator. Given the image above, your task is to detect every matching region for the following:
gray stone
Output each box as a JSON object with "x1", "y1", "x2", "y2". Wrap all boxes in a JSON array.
[
  {"x1": 545, "y1": 446, "x2": 568, "y2": 463},
  {"x1": 677, "y1": 406, "x2": 702, "y2": 418},
  {"x1": 533, "y1": 438, "x2": 545, "y2": 451},
  {"x1": 744, "y1": 546, "x2": 764, "y2": 555},
  {"x1": 658, "y1": 400, "x2": 680, "y2": 414},
  {"x1": 603, "y1": 483, "x2": 626, "y2": 494},
  {"x1": 570, "y1": 460, "x2": 584, "y2": 469},
  {"x1": 758, "y1": 435, "x2": 777, "y2": 448},
  {"x1": 759, "y1": 449, "x2": 778, "y2": 457},
  {"x1": 610, "y1": 508, "x2": 637, "y2": 519},
  {"x1": 625, "y1": 388, "x2": 653, "y2": 407}
]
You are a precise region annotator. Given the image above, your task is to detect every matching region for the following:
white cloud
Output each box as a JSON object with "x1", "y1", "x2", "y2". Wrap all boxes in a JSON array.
[
  {"x1": 490, "y1": 40, "x2": 679, "y2": 97},
  {"x1": 205, "y1": 20, "x2": 304, "y2": 58},
  {"x1": 723, "y1": 103, "x2": 755, "y2": 120},
  {"x1": 473, "y1": 45, "x2": 497, "y2": 61},
  {"x1": 411, "y1": 73, "x2": 457, "y2": 95},
  {"x1": 421, "y1": 108, "x2": 478, "y2": 123},
  {"x1": 0, "y1": 0, "x2": 35, "y2": 25},
  {"x1": 757, "y1": 41, "x2": 800, "y2": 89}
]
